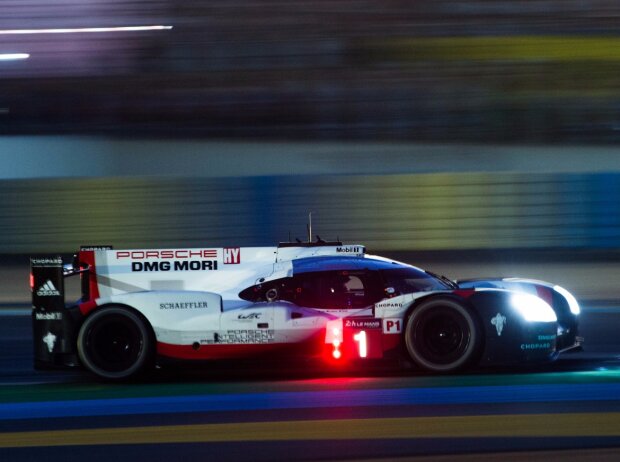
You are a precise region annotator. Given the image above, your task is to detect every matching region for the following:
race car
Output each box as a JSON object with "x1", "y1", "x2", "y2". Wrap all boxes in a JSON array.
[{"x1": 31, "y1": 241, "x2": 582, "y2": 380}]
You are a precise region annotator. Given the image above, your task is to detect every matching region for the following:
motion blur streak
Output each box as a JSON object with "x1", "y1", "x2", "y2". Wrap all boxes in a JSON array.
[
  {"x1": 3, "y1": 383, "x2": 620, "y2": 420},
  {"x1": 0, "y1": 26, "x2": 173, "y2": 34},
  {"x1": 369, "y1": 36, "x2": 620, "y2": 62},
  {"x1": 0, "y1": 53, "x2": 29, "y2": 60},
  {"x1": 2, "y1": 1, "x2": 620, "y2": 141},
  {"x1": 1, "y1": 170, "x2": 619, "y2": 253},
  {"x1": 0, "y1": 413, "x2": 619, "y2": 448}
]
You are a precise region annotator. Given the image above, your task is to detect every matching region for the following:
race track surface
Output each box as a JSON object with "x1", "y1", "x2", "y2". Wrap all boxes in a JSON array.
[{"x1": 1, "y1": 305, "x2": 619, "y2": 461}]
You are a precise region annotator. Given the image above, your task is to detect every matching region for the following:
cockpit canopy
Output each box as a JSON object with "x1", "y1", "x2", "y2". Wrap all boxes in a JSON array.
[{"x1": 239, "y1": 256, "x2": 451, "y2": 309}]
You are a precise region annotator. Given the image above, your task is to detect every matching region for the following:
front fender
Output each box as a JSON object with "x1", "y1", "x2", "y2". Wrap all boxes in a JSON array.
[{"x1": 468, "y1": 290, "x2": 557, "y2": 365}]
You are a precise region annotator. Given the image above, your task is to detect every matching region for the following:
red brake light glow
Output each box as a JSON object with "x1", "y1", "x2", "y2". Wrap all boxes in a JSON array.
[{"x1": 325, "y1": 320, "x2": 344, "y2": 360}]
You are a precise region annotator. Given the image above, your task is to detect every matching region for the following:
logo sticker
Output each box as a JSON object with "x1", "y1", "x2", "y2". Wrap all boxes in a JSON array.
[
  {"x1": 238, "y1": 312, "x2": 261, "y2": 320},
  {"x1": 344, "y1": 319, "x2": 381, "y2": 329},
  {"x1": 224, "y1": 247, "x2": 241, "y2": 264},
  {"x1": 159, "y1": 301, "x2": 209, "y2": 310},
  {"x1": 383, "y1": 318, "x2": 402, "y2": 334},
  {"x1": 336, "y1": 246, "x2": 362, "y2": 254},
  {"x1": 35, "y1": 312, "x2": 62, "y2": 321},
  {"x1": 491, "y1": 313, "x2": 507, "y2": 336},
  {"x1": 37, "y1": 280, "x2": 61, "y2": 297},
  {"x1": 42, "y1": 332, "x2": 57, "y2": 353},
  {"x1": 376, "y1": 302, "x2": 402, "y2": 309}
]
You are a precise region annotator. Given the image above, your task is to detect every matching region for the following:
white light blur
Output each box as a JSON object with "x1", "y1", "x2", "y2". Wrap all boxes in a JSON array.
[
  {"x1": 353, "y1": 330, "x2": 367, "y2": 358},
  {"x1": 0, "y1": 25, "x2": 172, "y2": 35},
  {"x1": 0, "y1": 53, "x2": 29, "y2": 60},
  {"x1": 325, "y1": 319, "x2": 343, "y2": 344},
  {"x1": 511, "y1": 292, "x2": 557, "y2": 323},
  {"x1": 554, "y1": 285, "x2": 581, "y2": 315}
]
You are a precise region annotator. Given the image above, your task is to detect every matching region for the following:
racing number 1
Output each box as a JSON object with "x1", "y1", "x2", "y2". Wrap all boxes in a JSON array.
[{"x1": 353, "y1": 330, "x2": 367, "y2": 358}]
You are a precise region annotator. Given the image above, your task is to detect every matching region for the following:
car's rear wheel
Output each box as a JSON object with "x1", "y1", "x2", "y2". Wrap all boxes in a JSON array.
[
  {"x1": 77, "y1": 306, "x2": 153, "y2": 380},
  {"x1": 404, "y1": 297, "x2": 482, "y2": 373}
]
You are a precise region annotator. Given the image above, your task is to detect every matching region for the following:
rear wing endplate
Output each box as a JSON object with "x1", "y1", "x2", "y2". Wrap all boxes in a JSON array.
[{"x1": 31, "y1": 256, "x2": 78, "y2": 368}]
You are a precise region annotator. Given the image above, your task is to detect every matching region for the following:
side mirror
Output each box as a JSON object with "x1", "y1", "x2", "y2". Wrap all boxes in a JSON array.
[{"x1": 385, "y1": 287, "x2": 396, "y2": 297}]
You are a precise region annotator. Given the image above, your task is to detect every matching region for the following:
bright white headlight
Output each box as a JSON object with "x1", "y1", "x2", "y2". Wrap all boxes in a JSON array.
[
  {"x1": 511, "y1": 292, "x2": 557, "y2": 322},
  {"x1": 553, "y1": 285, "x2": 580, "y2": 315}
]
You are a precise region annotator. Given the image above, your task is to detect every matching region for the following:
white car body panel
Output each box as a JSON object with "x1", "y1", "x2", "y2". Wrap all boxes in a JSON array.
[{"x1": 88, "y1": 245, "x2": 384, "y2": 349}]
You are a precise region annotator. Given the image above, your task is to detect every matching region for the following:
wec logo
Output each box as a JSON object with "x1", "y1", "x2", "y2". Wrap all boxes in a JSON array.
[{"x1": 238, "y1": 312, "x2": 261, "y2": 320}]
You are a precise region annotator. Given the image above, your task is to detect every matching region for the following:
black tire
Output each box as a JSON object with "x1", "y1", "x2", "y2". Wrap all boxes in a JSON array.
[
  {"x1": 404, "y1": 297, "x2": 482, "y2": 373},
  {"x1": 77, "y1": 306, "x2": 153, "y2": 380}
]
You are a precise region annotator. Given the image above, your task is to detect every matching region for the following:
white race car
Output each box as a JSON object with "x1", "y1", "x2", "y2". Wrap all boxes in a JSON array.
[{"x1": 31, "y1": 241, "x2": 582, "y2": 380}]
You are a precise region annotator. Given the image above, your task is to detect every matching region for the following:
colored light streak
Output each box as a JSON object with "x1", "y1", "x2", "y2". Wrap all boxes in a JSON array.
[
  {"x1": 0, "y1": 53, "x2": 29, "y2": 60},
  {"x1": 0, "y1": 25, "x2": 172, "y2": 35}
]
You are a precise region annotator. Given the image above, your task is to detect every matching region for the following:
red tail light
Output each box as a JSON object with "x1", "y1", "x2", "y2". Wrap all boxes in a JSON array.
[{"x1": 325, "y1": 320, "x2": 344, "y2": 361}]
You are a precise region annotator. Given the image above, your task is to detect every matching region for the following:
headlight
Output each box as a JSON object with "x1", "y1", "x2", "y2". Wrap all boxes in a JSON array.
[
  {"x1": 511, "y1": 292, "x2": 557, "y2": 322},
  {"x1": 554, "y1": 285, "x2": 580, "y2": 315}
]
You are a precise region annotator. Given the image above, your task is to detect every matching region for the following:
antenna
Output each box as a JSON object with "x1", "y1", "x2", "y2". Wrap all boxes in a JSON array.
[{"x1": 307, "y1": 212, "x2": 312, "y2": 243}]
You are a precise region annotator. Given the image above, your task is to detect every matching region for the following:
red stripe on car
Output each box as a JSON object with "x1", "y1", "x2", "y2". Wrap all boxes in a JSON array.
[{"x1": 157, "y1": 342, "x2": 285, "y2": 360}]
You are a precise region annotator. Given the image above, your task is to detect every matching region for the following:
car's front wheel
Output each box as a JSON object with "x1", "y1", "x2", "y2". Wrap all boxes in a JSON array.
[
  {"x1": 77, "y1": 306, "x2": 153, "y2": 380},
  {"x1": 404, "y1": 297, "x2": 482, "y2": 373}
]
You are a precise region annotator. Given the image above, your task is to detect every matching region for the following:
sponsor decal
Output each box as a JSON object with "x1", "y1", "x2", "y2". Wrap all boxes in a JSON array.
[
  {"x1": 35, "y1": 312, "x2": 62, "y2": 321},
  {"x1": 36, "y1": 280, "x2": 61, "y2": 297},
  {"x1": 31, "y1": 257, "x2": 62, "y2": 266},
  {"x1": 336, "y1": 246, "x2": 362, "y2": 254},
  {"x1": 238, "y1": 312, "x2": 261, "y2": 320},
  {"x1": 216, "y1": 330, "x2": 275, "y2": 344},
  {"x1": 132, "y1": 260, "x2": 218, "y2": 272},
  {"x1": 344, "y1": 319, "x2": 381, "y2": 329},
  {"x1": 159, "y1": 301, "x2": 209, "y2": 310},
  {"x1": 383, "y1": 318, "x2": 402, "y2": 334},
  {"x1": 116, "y1": 249, "x2": 221, "y2": 272},
  {"x1": 538, "y1": 334, "x2": 556, "y2": 341},
  {"x1": 521, "y1": 342, "x2": 551, "y2": 350},
  {"x1": 42, "y1": 332, "x2": 57, "y2": 353},
  {"x1": 80, "y1": 245, "x2": 113, "y2": 251},
  {"x1": 224, "y1": 247, "x2": 241, "y2": 264},
  {"x1": 376, "y1": 302, "x2": 402, "y2": 309},
  {"x1": 491, "y1": 313, "x2": 507, "y2": 336},
  {"x1": 116, "y1": 249, "x2": 218, "y2": 260}
]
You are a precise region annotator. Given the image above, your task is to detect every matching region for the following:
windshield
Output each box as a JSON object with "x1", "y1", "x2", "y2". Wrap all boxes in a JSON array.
[{"x1": 380, "y1": 267, "x2": 453, "y2": 294}]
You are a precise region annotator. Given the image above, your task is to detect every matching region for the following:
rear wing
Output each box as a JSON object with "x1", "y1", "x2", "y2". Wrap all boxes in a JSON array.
[
  {"x1": 30, "y1": 256, "x2": 88, "y2": 369},
  {"x1": 30, "y1": 257, "x2": 74, "y2": 369}
]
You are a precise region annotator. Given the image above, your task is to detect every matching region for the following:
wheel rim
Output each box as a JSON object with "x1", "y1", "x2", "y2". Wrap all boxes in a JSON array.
[
  {"x1": 85, "y1": 314, "x2": 144, "y2": 373},
  {"x1": 411, "y1": 307, "x2": 471, "y2": 366}
]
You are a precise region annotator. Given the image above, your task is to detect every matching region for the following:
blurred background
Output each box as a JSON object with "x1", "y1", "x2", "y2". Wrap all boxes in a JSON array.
[
  {"x1": 1, "y1": 0, "x2": 620, "y2": 302},
  {"x1": 3, "y1": 0, "x2": 620, "y2": 141}
]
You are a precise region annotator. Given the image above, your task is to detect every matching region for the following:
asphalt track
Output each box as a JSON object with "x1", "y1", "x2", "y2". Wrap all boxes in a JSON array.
[{"x1": 1, "y1": 307, "x2": 619, "y2": 462}]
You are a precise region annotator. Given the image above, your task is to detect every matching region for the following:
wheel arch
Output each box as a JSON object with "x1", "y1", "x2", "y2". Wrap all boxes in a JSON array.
[
  {"x1": 401, "y1": 293, "x2": 485, "y2": 372},
  {"x1": 77, "y1": 302, "x2": 157, "y2": 380},
  {"x1": 402, "y1": 293, "x2": 483, "y2": 331},
  {"x1": 85, "y1": 302, "x2": 156, "y2": 336}
]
